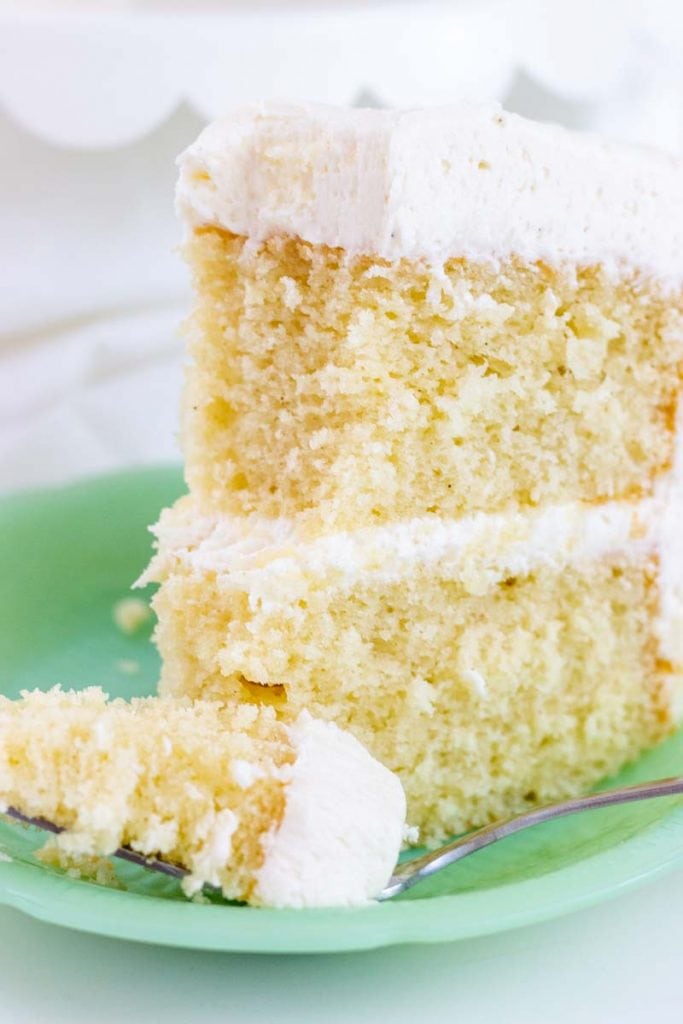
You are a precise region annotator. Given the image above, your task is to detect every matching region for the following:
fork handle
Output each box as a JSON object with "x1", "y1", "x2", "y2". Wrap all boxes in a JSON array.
[
  {"x1": 2, "y1": 806, "x2": 191, "y2": 882},
  {"x1": 379, "y1": 775, "x2": 683, "y2": 900}
]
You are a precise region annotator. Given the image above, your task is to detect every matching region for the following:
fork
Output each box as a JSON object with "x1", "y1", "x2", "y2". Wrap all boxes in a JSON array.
[{"x1": 5, "y1": 774, "x2": 683, "y2": 902}]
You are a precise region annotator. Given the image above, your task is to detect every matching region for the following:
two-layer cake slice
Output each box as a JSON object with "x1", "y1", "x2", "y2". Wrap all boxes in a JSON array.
[{"x1": 143, "y1": 103, "x2": 683, "y2": 844}]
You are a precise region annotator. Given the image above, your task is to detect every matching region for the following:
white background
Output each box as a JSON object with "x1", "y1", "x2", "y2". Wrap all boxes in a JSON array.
[
  {"x1": 2, "y1": 868, "x2": 683, "y2": 1023},
  {"x1": 2, "y1": 3, "x2": 683, "y2": 1019}
]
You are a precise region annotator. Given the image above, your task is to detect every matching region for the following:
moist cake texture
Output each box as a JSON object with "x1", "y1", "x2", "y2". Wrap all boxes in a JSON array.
[
  {"x1": 178, "y1": 102, "x2": 683, "y2": 531},
  {"x1": 0, "y1": 687, "x2": 406, "y2": 906},
  {"x1": 145, "y1": 102, "x2": 683, "y2": 844},
  {"x1": 183, "y1": 231, "x2": 681, "y2": 530},
  {"x1": 144, "y1": 481, "x2": 682, "y2": 843}
]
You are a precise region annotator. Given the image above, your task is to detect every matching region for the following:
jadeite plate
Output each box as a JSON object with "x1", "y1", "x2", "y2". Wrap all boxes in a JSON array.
[{"x1": 1, "y1": 468, "x2": 683, "y2": 954}]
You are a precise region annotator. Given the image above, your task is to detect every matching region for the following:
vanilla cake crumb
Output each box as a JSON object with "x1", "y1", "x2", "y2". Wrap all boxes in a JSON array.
[
  {"x1": 113, "y1": 597, "x2": 152, "y2": 635},
  {"x1": 403, "y1": 825, "x2": 420, "y2": 846},
  {"x1": 36, "y1": 839, "x2": 123, "y2": 889},
  {"x1": 116, "y1": 659, "x2": 141, "y2": 676}
]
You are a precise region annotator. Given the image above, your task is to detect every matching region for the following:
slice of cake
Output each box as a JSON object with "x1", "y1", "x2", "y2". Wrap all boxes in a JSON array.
[
  {"x1": 145, "y1": 102, "x2": 683, "y2": 845},
  {"x1": 0, "y1": 687, "x2": 406, "y2": 907}
]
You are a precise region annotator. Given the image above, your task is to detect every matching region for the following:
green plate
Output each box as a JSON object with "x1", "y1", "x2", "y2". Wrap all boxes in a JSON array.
[{"x1": 1, "y1": 468, "x2": 683, "y2": 953}]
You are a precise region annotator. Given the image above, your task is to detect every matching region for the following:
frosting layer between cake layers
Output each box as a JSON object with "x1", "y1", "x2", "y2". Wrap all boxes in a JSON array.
[
  {"x1": 177, "y1": 102, "x2": 683, "y2": 283},
  {"x1": 143, "y1": 474, "x2": 683, "y2": 667}
]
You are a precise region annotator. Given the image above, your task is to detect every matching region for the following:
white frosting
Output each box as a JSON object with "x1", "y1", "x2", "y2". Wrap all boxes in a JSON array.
[
  {"x1": 142, "y1": 474, "x2": 683, "y2": 666},
  {"x1": 231, "y1": 759, "x2": 265, "y2": 790},
  {"x1": 177, "y1": 101, "x2": 683, "y2": 282},
  {"x1": 144, "y1": 499, "x2": 651, "y2": 583},
  {"x1": 255, "y1": 713, "x2": 406, "y2": 908},
  {"x1": 183, "y1": 808, "x2": 239, "y2": 897}
]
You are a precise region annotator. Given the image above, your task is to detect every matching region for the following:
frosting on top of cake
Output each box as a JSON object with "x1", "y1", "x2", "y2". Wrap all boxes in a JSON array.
[
  {"x1": 177, "y1": 101, "x2": 683, "y2": 282},
  {"x1": 256, "y1": 713, "x2": 406, "y2": 908}
]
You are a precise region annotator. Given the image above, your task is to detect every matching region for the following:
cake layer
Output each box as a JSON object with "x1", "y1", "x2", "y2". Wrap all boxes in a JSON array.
[
  {"x1": 0, "y1": 689, "x2": 406, "y2": 907},
  {"x1": 143, "y1": 491, "x2": 683, "y2": 844},
  {"x1": 178, "y1": 103, "x2": 683, "y2": 278},
  {"x1": 182, "y1": 228, "x2": 683, "y2": 528},
  {"x1": 179, "y1": 104, "x2": 683, "y2": 528}
]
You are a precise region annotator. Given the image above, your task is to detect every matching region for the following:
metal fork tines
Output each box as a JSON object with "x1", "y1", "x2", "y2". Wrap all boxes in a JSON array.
[{"x1": 3, "y1": 805, "x2": 191, "y2": 882}]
